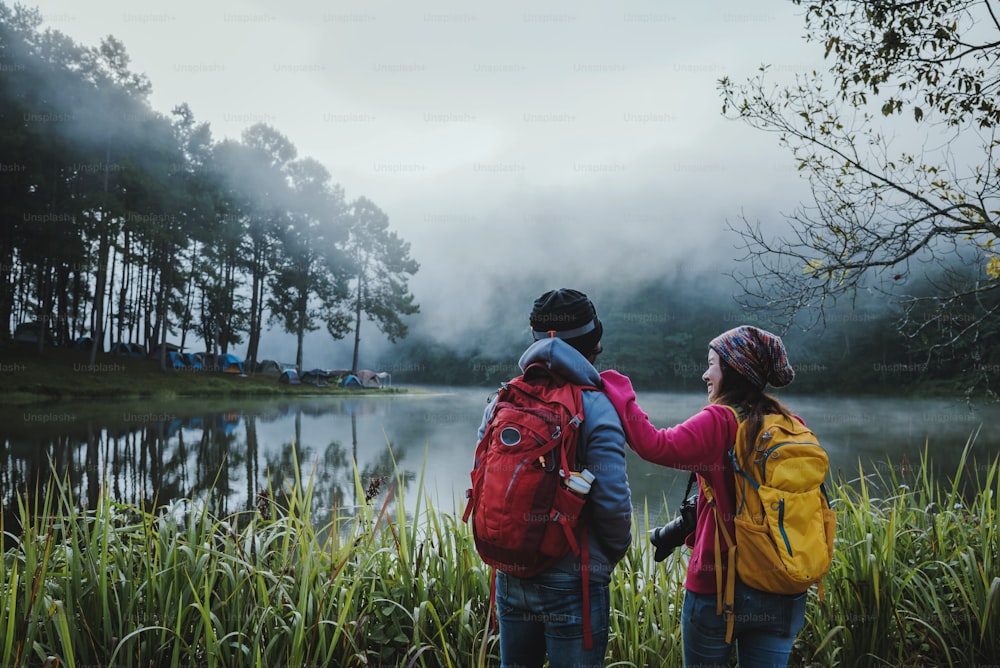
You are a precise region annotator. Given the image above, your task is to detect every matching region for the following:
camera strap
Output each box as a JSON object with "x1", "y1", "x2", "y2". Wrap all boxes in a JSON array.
[{"x1": 682, "y1": 471, "x2": 697, "y2": 499}]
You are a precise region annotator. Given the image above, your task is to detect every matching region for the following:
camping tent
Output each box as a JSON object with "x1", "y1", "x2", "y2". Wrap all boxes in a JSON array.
[
  {"x1": 302, "y1": 368, "x2": 330, "y2": 387},
  {"x1": 167, "y1": 351, "x2": 186, "y2": 369},
  {"x1": 336, "y1": 369, "x2": 387, "y2": 389},
  {"x1": 111, "y1": 342, "x2": 145, "y2": 357},
  {"x1": 217, "y1": 353, "x2": 245, "y2": 374},
  {"x1": 256, "y1": 359, "x2": 282, "y2": 375},
  {"x1": 13, "y1": 322, "x2": 39, "y2": 344},
  {"x1": 148, "y1": 342, "x2": 182, "y2": 360},
  {"x1": 183, "y1": 353, "x2": 203, "y2": 370},
  {"x1": 279, "y1": 369, "x2": 301, "y2": 385},
  {"x1": 356, "y1": 369, "x2": 383, "y2": 388},
  {"x1": 13, "y1": 321, "x2": 56, "y2": 345},
  {"x1": 339, "y1": 374, "x2": 362, "y2": 389}
]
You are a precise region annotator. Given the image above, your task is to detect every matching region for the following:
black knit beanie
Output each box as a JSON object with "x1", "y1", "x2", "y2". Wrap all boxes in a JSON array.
[{"x1": 529, "y1": 288, "x2": 603, "y2": 355}]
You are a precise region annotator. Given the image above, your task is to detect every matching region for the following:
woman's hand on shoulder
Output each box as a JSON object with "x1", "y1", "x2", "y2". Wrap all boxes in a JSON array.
[{"x1": 599, "y1": 369, "x2": 636, "y2": 402}]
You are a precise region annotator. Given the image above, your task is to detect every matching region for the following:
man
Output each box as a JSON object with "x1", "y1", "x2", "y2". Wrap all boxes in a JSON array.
[{"x1": 480, "y1": 288, "x2": 633, "y2": 668}]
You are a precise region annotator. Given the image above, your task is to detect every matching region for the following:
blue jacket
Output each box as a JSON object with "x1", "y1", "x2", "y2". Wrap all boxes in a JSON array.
[{"x1": 478, "y1": 337, "x2": 633, "y2": 583}]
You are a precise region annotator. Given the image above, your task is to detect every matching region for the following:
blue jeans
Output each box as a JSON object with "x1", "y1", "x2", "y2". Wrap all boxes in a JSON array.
[
  {"x1": 682, "y1": 581, "x2": 807, "y2": 668},
  {"x1": 494, "y1": 570, "x2": 610, "y2": 668}
]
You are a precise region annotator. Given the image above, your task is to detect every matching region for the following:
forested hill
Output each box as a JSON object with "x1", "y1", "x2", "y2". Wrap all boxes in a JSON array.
[{"x1": 379, "y1": 273, "x2": 1000, "y2": 398}]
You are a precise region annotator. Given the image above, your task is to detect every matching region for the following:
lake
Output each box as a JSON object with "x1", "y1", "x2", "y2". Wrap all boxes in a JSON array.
[{"x1": 3, "y1": 387, "x2": 998, "y2": 527}]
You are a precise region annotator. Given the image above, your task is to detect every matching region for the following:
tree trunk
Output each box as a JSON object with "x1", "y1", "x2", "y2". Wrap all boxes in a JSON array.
[
  {"x1": 295, "y1": 324, "x2": 304, "y2": 373},
  {"x1": 143, "y1": 258, "x2": 156, "y2": 348},
  {"x1": 296, "y1": 304, "x2": 305, "y2": 373},
  {"x1": 253, "y1": 247, "x2": 268, "y2": 365},
  {"x1": 180, "y1": 244, "x2": 197, "y2": 353},
  {"x1": 116, "y1": 229, "x2": 129, "y2": 346},
  {"x1": 221, "y1": 252, "x2": 235, "y2": 355},
  {"x1": 0, "y1": 216, "x2": 14, "y2": 337},
  {"x1": 70, "y1": 268, "x2": 83, "y2": 339},
  {"x1": 103, "y1": 248, "x2": 115, "y2": 350},
  {"x1": 159, "y1": 253, "x2": 170, "y2": 372},
  {"x1": 131, "y1": 254, "x2": 141, "y2": 343},
  {"x1": 245, "y1": 247, "x2": 262, "y2": 369},
  {"x1": 351, "y1": 275, "x2": 363, "y2": 373},
  {"x1": 55, "y1": 264, "x2": 70, "y2": 345},
  {"x1": 105, "y1": 245, "x2": 118, "y2": 345},
  {"x1": 35, "y1": 262, "x2": 50, "y2": 355},
  {"x1": 89, "y1": 220, "x2": 110, "y2": 365}
]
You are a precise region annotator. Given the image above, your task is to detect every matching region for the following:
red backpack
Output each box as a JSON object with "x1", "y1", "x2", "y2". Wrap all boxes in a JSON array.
[{"x1": 463, "y1": 362, "x2": 598, "y2": 646}]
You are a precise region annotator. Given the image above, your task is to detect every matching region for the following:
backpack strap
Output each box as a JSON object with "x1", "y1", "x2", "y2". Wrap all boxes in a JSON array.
[
  {"x1": 711, "y1": 403, "x2": 743, "y2": 642},
  {"x1": 488, "y1": 567, "x2": 498, "y2": 638},
  {"x1": 574, "y1": 385, "x2": 604, "y2": 651},
  {"x1": 544, "y1": 375, "x2": 596, "y2": 649},
  {"x1": 580, "y1": 524, "x2": 592, "y2": 650},
  {"x1": 699, "y1": 475, "x2": 737, "y2": 644},
  {"x1": 731, "y1": 449, "x2": 758, "y2": 516}
]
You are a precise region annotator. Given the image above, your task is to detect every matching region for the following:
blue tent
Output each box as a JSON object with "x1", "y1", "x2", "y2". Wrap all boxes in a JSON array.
[
  {"x1": 279, "y1": 369, "x2": 301, "y2": 385},
  {"x1": 340, "y1": 374, "x2": 362, "y2": 389},
  {"x1": 167, "y1": 351, "x2": 186, "y2": 369},
  {"x1": 183, "y1": 353, "x2": 204, "y2": 370},
  {"x1": 218, "y1": 353, "x2": 244, "y2": 374}
]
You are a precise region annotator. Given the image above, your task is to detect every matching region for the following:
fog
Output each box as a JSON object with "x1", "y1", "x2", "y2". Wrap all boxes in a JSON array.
[{"x1": 28, "y1": 0, "x2": 826, "y2": 368}]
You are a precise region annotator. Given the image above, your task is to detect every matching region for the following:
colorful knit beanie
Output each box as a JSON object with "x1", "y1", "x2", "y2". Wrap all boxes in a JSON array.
[{"x1": 709, "y1": 325, "x2": 794, "y2": 389}]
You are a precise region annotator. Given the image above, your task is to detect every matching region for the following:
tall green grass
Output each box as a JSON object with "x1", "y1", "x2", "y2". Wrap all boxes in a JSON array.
[
  {"x1": 797, "y1": 437, "x2": 1000, "y2": 667},
  {"x1": 0, "y1": 450, "x2": 499, "y2": 668},
  {"x1": 1, "y1": 439, "x2": 997, "y2": 667}
]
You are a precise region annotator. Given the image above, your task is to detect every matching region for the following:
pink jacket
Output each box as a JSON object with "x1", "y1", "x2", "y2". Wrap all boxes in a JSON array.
[{"x1": 601, "y1": 370, "x2": 738, "y2": 595}]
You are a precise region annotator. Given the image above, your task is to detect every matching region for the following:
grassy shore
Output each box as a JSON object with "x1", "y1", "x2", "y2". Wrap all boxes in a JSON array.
[
  {"x1": 0, "y1": 341, "x2": 402, "y2": 404},
  {"x1": 1, "y1": 441, "x2": 997, "y2": 667}
]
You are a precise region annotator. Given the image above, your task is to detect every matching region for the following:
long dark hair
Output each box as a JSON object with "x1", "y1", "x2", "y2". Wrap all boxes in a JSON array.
[{"x1": 711, "y1": 358, "x2": 793, "y2": 472}]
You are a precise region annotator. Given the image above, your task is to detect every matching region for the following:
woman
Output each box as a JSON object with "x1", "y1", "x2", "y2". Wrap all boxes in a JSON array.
[{"x1": 601, "y1": 325, "x2": 808, "y2": 667}]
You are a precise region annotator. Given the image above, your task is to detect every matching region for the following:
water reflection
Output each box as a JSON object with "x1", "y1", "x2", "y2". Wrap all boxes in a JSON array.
[
  {"x1": 3, "y1": 389, "x2": 999, "y2": 532},
  {"x1": 1, "y1": 396, "x2": 432, "y2": 528}
]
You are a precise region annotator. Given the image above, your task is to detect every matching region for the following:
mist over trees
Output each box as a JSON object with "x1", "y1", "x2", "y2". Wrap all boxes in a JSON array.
[
  {"x1": 0, "y1": 3, "x2": 419, "y2": 370},
  {"x1": 718, "y1": 0, "x2": 1000, "y2": 392},
  {"x1": 339, "y1": 197, "x2": 420, "y2": 373},
  {"x1": 380, "y1": 267, "x2": 991, "y2": 398},
  {"x1": 5, "y1": 1, "x2": 995, "y2": 398}
]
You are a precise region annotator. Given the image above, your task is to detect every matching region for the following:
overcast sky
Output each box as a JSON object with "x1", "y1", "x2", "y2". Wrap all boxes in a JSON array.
[{"x1": 28, "y1": 0, "x2": 826, "y2": 364}]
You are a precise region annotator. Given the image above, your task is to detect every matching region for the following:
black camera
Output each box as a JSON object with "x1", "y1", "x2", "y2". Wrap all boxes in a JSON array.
[{"x1": 649, "y1": 493, "x2": 698, "y2": 562}]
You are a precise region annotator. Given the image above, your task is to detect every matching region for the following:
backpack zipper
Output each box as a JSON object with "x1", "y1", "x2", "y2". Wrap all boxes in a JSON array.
[
  {"x1": 777, "y1": 498, "x2": 793, "y2": 556},
  {"x1": 505, "y1": 459, "x2": 527, "y2": 499}
]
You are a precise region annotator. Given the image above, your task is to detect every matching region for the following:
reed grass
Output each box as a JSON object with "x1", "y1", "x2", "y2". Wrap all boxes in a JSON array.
[
  {"x1": 1, "y1": 437, "x2": 997, "y2": 667},
  {"x1": 796, "y1": 435, "x2": 1000, "y2": 667}
]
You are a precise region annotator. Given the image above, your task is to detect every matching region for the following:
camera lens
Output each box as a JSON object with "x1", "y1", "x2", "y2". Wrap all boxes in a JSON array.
[{"x1": 648, "y1": 493, "x2": 698, "y2": 562}]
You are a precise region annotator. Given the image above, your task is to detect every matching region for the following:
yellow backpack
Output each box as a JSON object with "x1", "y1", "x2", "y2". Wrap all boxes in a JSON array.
[{"x1": 701, "y1": 408, "x2": 836, "y2": 641}]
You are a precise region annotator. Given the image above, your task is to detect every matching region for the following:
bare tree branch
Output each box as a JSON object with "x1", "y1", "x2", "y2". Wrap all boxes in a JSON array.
[{"x1": 721, "y1": 1, "x2": 1000, "y2": 375}]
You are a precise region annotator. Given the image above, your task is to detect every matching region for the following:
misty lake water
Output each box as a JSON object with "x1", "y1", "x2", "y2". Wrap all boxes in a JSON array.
[{"x1": 3, "y1": 386, "x2": 1000, "y2": 527}]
